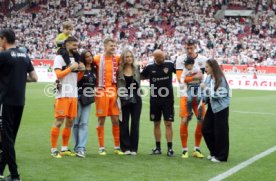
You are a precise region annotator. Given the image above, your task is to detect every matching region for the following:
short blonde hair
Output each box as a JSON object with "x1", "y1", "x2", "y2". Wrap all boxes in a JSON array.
[
  {"x1": 103, "y1": 37, "x2": 116, "y2": 45},
  {"x1": 62, "y1": 21, "x2": 73, "y2": 30}
]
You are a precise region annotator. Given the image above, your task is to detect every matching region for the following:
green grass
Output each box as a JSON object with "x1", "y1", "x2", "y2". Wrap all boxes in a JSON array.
[{"x1": 4, "y1": 83, "x2": 276, "y2": 181}]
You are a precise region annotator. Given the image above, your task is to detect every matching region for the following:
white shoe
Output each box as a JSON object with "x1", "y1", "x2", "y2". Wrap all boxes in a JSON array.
[
  {"x1": 211, "y1": 157, "x2": 221, "y2": 163},
  {"x1": 124, "y1": 150, "x2": 131, "y2": 155},
  {"x1": 207, "y1": 155, "x2": 214, "y2": 160},
  {"x1": 76, "y1": 151, "x2": 86, "y2": 158},
  {"x1": 131, "y1": 151, "x2": 137, "y2": 155}
]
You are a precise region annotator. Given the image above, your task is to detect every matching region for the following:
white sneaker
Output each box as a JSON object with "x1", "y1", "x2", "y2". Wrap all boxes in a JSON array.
[
  {"x1": 76, "y1": 151, "x2": 86, "y2": 158},
  {"x1": 131, "y1": 151, "x2": 137, "y2": 155},
  {"x1": 124, "y1": 150, "x2": 131, "y2": 155},
  {"x1": 211, "y1": 157, "x2": 221, "y2": 163},
  {"x1": 207, "y1": 155, "x2": 214, "y2": 160}
]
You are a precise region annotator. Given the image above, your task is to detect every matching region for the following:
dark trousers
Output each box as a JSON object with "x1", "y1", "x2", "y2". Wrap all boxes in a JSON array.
[
  {"x1": 120, "y1": 100, "x2": 142, "y2": 152},
  {"x1": 202, "y1": 105, "x2": 229, "y2": 161},
  {"x1": 0, "y1": 104, "x2": 24, "y2": 178}
]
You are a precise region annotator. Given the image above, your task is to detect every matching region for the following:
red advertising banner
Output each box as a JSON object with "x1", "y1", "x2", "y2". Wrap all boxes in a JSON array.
[{"x1": 221, "y1": 65, "x2": 276, "y2": 74}]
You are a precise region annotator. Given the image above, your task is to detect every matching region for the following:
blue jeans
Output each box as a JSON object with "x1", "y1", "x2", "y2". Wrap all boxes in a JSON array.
[
  {"x1": 73, "y1": 101, "x2": 92, "y2": 152},
  {"x1": 187, "y1": 86, "x2": 203, "y2": 121}
]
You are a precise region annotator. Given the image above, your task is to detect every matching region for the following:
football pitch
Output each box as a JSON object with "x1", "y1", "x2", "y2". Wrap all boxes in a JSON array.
[{"x1": 6, "y1": 83, "x2": 276, "y2": 181}]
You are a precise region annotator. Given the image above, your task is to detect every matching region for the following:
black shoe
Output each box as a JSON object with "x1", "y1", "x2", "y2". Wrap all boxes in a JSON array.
[
  {"x1": 150, "y1": 148, "x2": 162, "y2": 155},
  {"x1": 4, "y1": 175, "x2": 21, "y2": 181},
  {"x1": 167, "y1": 149, "x2": 175, "y2": 157}
]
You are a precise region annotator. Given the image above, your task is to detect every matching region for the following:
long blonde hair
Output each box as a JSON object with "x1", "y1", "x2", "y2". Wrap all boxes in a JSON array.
[{"x1": 119, "y1": 49, "x2": 137, "y2": 72}]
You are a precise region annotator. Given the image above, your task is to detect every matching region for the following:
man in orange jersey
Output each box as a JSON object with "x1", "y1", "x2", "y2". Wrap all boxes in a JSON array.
[
  {"x1": 50, "y1": 37, "x2": 85, "y2": 158},
  {"x1": 176, "y1": 39, "x2": 207, "y2": 159},
  {"x1": 93, "y1": 38, "x2": 123, "y2": 155}
]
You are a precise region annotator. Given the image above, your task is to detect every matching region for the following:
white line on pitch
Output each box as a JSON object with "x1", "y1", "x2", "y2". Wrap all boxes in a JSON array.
[
  {"x1": 231, "y1": 110, "x2": 276, "y2": 115},
  {"x1": 208, "y1": 146, "x2": 276, "y2": 181}
]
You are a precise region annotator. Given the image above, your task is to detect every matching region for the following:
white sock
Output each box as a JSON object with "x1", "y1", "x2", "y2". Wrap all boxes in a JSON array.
[
  {"x1": 51, "y1": 148, "x2": 58, "y2": 153},
  {"x1": 194, "y1": 146, "x2": 200, "y2": 151},
  {"x1": 114, "y1": 146, "x2": 120, "y2": 150},
  {"x1": 99, "y1": 147, "x2": 105, "y2": 150},
  {"x1": 61, "y1": 146, "x2": 68, "y2": 151},
  {"x1": 182, "y1": 147, "x2": 188, "y2": 151}
]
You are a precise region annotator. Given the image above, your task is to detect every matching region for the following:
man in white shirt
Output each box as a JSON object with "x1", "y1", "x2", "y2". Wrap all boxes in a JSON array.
[
  {"x1": 176, "y1": 39, "x2": 207, "y2": 159},
  {"x1": 50, "y1": 37, "x2": 85, "y2": 158}
]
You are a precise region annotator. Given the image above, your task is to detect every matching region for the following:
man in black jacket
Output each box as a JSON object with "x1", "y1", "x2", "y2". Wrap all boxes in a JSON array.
[{"x1": 0, "y1": 29, "x2": 37, "y2": 181}]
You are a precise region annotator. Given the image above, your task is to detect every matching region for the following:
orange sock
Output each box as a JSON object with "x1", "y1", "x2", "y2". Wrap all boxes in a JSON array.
[
  {"x1": 195, "y1": 123, "x2": 202, "y2": 147},
  {"x1": 96, "y1": 126, "x2": 104, "y2": 148},
  {"x1": 51, "y1": 127, "x2": 60, "y2": 148},
  {"x1": 112, "y1": 125, "x2": 120, "y2": 148},
  {"x1": 180, "y1": 124, "x2": 188, "y2": 148},
  {"x1": 62, "y1": 127, "x2": 72, "y2": 147}
]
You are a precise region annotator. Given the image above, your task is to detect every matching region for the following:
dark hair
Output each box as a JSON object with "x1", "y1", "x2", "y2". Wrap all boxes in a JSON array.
[
  {"x1": 80, "y1": 50, "x2": 93, "y2": 67},
  {"x1": 0, "y1": 28, "x2": 16, "y2": 44},
  {"x1": 206, "y1": 59, "x2": 228, "y2": 90},
  {"x1": 64, "y1": 36, "x2": 78, "y2": 46},
  {"x1": 184, "y1": 56, "x2": 195, "y2": 65},
  {"x1": 186, "y1": 39, "x2": 197, "y2": 46}
]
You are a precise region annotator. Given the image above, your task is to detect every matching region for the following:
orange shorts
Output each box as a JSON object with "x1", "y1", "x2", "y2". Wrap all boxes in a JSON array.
[
  {"x1": 95, "y1": 87, "x2": 119, "y2": 117},
  {"x1": 179, "y1": 97, "x2": 206, "y2": 121},
  {"x1": 54, "y1": 97, "x2": 78, "y2": 119}
]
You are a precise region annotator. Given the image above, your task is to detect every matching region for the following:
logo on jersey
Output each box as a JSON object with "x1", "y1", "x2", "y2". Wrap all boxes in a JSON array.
[
  {"x1": 163, "y1": 67, "x2": 169, "y2": 74},
  {"x1": 11, "y1": 51, "x2": 16, "y2": 57},
  {"x1": 57, "y1": 110, "x2": 64, "y2": 116}
]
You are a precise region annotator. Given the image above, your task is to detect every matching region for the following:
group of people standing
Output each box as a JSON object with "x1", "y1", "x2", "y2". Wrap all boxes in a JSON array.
[
  {"x1": 50, "y1": 32, "x2": 231, "y2": 163},
  {"x1": 0, "y1": 26, "x2": 230, "y2": 181}
]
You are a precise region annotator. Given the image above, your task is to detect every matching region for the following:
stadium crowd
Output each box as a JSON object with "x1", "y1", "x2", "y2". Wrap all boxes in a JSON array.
[{"x1": 0, "y1": 0, "x2": 276, "y2": 66}]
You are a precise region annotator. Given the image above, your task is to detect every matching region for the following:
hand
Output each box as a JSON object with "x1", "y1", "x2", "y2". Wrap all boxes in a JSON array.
[
  {"x1": 69, "y1": 62, "x2": 79, "y2": 71},
  {"x1": 193, "y1": 72, "x2": 203, "y2": 80},
  {"x1": 0, "y1": 47, "x2": 4, "y2": 52},
  {"x1": 200, "y1": 83, "x2": 206, "y2": 89},
  {"x1": 78, "y1": 62, "x2": 85, "y2": 71}
]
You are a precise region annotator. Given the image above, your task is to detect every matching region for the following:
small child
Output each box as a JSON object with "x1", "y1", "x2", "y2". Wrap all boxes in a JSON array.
[
  {"x1": 180, "y1": 56, "x2": 203, "y2": 120},
  {"x1": 55, "y1": 21, "x2": 73, "y2": 49}
]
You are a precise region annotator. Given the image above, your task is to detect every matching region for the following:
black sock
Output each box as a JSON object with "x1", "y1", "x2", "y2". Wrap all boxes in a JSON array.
[
  {"x1": 167, "y1": 142, "x2": 172, "y2": 150},
  {"x1": 156, "y1": 142, "x2": 161, "y2": 149}
]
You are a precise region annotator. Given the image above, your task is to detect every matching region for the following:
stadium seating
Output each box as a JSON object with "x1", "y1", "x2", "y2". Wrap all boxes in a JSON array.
[{"x1": 0, "y1": 0, "x2": 275, "y2": 66}]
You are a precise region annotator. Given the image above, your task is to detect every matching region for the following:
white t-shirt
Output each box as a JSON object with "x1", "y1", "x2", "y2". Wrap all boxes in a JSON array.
[
  {"x1": 53, "y1": 55, "x2": 78, "y2": 99},
  {"x1": 176, "y1": 54, "x2": 208, "y2": 70},
  {"x1": 179, "y1": 65, "x2": 202, "y2": 97}
]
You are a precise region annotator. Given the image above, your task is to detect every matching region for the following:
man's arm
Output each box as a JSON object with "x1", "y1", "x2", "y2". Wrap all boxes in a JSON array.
[
  {"x1": 27, "y1": 70, "x2": 38, "y2": 82},
  {"x1": 175, "y1": 57, "x2": 184, "y2": 82},
  {"x1": 176, "y1": 70, "x2": 182, "y2": 82},
  {"x1": 140, "y1": 64, "x2": 149, "y2": 80},
  {"x1": 53, "y1": 55, "x2": 78, "y2": 79},
  {"x1": 180, "y1": 69, "x2": 188, "y2": 84},
  {"x1": 0, "y1": 51, "x2": 8, "y2": 67},
  {"x1": 26, "y1": 58, "x2": 38, "y2": 82},
  {"x1": 184, "y1": 72, "x2": 202, "y2": 83}
]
